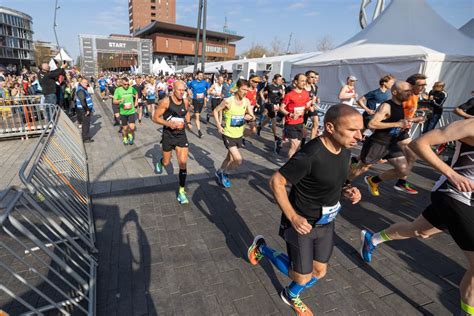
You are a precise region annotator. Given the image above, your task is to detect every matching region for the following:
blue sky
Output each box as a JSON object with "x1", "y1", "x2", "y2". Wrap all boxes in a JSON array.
[{"x1": 3, "y1": 0, "x2": 473, "y2": 60}]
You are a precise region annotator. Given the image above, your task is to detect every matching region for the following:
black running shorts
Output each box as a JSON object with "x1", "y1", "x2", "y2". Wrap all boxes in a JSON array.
[
  {"x1": 120, "y1": 114, "x2": 136, "y2": 126},
  {"x1": 146, "y1": 99, "x2": 156, "y2": 105},
  {"x1": 360, "y1": 138, "x2": 404, "y2": 164},
  {"x1": 279, "y1": 217, "x2": 335, "y2": 274},
  {"x1": 222, "y1": 134, "x2": 242, "y2": 149},
  {"x1": 264, "y1": 103, "x2": 278, "y2": 119},
  {"x1": 423, "y1": 191, "x2": 474, "y2": 251},
  {"x1": 161, "y1": 131, "x2": 188, "y2": 152},
  {"x1": 192, "y1": 99, "x2": 205, "y2": 113},
  {"x1": 211, "y1": 98, "x2": 223, "y2": 111},
  {"x1": 284, "y1": 124, "x2": 304, "y2": 140}
]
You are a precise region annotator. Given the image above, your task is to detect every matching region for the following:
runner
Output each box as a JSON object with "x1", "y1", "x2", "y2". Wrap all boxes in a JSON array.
[
  {"x1": 303, "y1": 70, "x2": 320, "y2": 143},
  {"x1": 97, "y1": 75, "x2": 107, "y2": 99},
  {"x1": 242, "y1": 74, "x2": 261, "y2": 146},
  {"x1": 152, "y1": 80, "x2": 192, "y2": 204},
  {"x1": 350, "y1": 81, "x2": 424, "y2": 195},
  {"x1": 144, "y1": 76, "x2": 157, "y2": 118},
  {"x1": 279, "y1": 73, "x2": 312, "y2": 158},
  {"x1": 360, "y1": 118, "x2": 474, "y2": 316},
  {"x1": 258, "y1": 74, "x2": 284, "y2": 152},
  {"x1": 110, "y1": 78, "x2": 121, "y2": 127},
  {"x1": 213, "y1": 79, "x2": 255, "y2": 188},
  {"x1": 454, "y1": 92, "x2": 474, "y2": 119},
  {"x1": 133, "y1": 76, "x2": 146, "y2": 124},
  {"x1": 113, "y1": 77, "x2": 138, "y2": 145},
  {"x1": 338, "y1": 75, "x2": 358, "y2": 108},
  {"x1": 156, "y1": 76, "x2": 168, "y2": 101},
  {"x1": 207, "y1": 75, "x2": 224, "y2": 123},
  {"x1": 187, "y1": 71, "x2": 209, "y2": 138},
  {"x1": 248, "y1": 104, "x2": 363, "y2": 316}
]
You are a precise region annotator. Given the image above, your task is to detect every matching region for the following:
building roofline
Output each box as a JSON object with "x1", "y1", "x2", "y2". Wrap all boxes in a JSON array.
[
  {"x1": 0, "y1": 6, "x2": 33, "y2": 21},
  {"x1": 135, "y1": 21, "x2": 243, "y2": 42}
]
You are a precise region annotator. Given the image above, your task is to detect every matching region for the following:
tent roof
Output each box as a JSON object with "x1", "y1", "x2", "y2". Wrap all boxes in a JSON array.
[
  {"x1": 459, "y1": 18, "x2": 474, "y2": 38},
  {"x1": 54, "y1": 48, "x2": 73, "y2": 62},
  {"x1": 295, "y1": 0, "x2": 474, "y2": 66}
]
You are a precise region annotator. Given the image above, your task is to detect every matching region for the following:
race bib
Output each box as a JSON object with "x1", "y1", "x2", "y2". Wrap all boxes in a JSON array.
[
  {"x1": 170, "y1": 117, "x2": 185, "y2": 129},
  {"x1": 230, "y1": 115, "x2": 245, "y2": 127},
  {"x1": 196, "y1": 93, "x2": 205, "y2": 99},
  {"x1": 138, "y1": 98, "x2": 142, "y2": 103},
  {"x1": 123, "y1": 102, "x2": 132, "y2": 110},
  {"x1": 294, "y1": 106, "x2": 305, "y2": 116},
  {"x1": 315, "y1": 202, "x2": 341, "y2": 225},
  {"x1": 273, "y1": 104, "x2": 280, "y2": 111}
]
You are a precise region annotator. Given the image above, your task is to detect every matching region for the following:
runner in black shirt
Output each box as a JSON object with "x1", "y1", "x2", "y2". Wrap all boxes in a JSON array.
[
  {"x1": 247, "y1": 104, "x2": 363, "y2": 316},
  {"x1": 133, "y1": 76, "x2": 146, "y2": 124},
  {"x1": 258, "y1": 74, "x2": 284, "y2": 152},
  {"x1": 455, "y1": 94, "x2": 474, "y2": 119}
]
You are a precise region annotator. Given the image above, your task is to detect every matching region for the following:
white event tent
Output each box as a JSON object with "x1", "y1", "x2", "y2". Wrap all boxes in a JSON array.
[
  {"x1": 459, "y1": 18, "x2": 474, "y2": 38},
  {"x1": 292, "y1": 0, "x2": 474, "y2": 107},
  {"x1": 53, "y1": 48, "x2": 73, "y2": 62}
]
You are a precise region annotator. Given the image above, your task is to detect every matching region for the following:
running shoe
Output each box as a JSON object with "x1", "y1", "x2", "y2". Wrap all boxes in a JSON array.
[
  {"x1": 364, "y1": 176, "x2": 380, "y2": 197},
  {"x1": 360, "y1": 229, "x2": 376, "y2": 263},
  {"x1": 247, "y1": 235, "x2": 265, "y2": 265},
  {"x1": 393, "y1": 182, "x2": 418, "y2": 194},
  {"x1": 177, "y1": 190, "x2": 189, "y2": 204},
  {"x1": 198, "y1": 130, "x2": 203, "y2": 138},
  {"x1": 122, "y1": 137, "x2": 128, "y2": 145},
  {"x1": 155, "y1": 160, "x2": 163, "y2": 174},
  {"x1": 222, "y1": 173, "x2": 232, "y2": 188},
  {"x1": 215, "y1": 170, "x2": 225, "y2": 186},
  {"x1": 274, "y1": 138, "x2": 282, "y2": 154},
  {"x1": 280, "y1": 288, "x2": 313, "y2": 316},
  {"x1": 128, "y1": 135, "x2": 134, "y2": 145}
]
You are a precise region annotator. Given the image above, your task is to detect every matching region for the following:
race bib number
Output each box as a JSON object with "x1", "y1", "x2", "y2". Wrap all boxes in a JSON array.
[
  {"x1": 170, "y1": 117, "x2": 185, "y2": 129},
  {"x1": 138, "y1": 98, "x2": 142, "y2": 103},
  {"x1": 315, "y1": 202, "x2": 341, "y2": 225},
  {"x1": 230, "y1": 115, "x2": 245, "y2": 127},
  {"x1": 273, "y1": 104, "x2": 280, "y2": 111},
  {"x1": 123, "y1": 102, "x2": 132, "y2": 110},
  {"x1": 196, "y1": 93, "x2": 205, "y2": 99},
  {"x1": 294, "y1": 106, "x2": 305, "y2": 116}
]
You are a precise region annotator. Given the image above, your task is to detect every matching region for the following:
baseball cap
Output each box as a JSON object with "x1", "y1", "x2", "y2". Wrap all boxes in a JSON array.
[
  {"x1": 348, "y1": 75, "x2": 358, "y2": 81},
  {"x1": 249, "y1": 74, "x2": 262, "y2": 82}
]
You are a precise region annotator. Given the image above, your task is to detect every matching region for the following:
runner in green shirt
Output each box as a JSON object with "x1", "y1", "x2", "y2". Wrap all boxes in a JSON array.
[{"x1": 113, "y1": 77, "x2": 138, "y2": 145}]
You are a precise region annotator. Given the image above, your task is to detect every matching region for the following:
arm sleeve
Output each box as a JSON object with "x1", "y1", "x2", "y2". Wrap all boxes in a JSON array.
[
  {"x1": 77, "y1": 90, "x2": 89, "y2": 111},
  {"x1": 279, "y1": 150, "x2": 311, "y2": 185}
]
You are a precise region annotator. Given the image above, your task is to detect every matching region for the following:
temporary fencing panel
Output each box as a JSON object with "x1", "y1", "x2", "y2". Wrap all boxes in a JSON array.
[
  {"x1": 0, "y1": 96, "x2": 57, "y2": 139},
  {"x1": 0, "y1": 187, "x2": 97, "y2": 315}
]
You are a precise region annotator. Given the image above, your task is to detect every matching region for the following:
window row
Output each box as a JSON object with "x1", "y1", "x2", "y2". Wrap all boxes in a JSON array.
[
  {"x1": 0, "y1": 13, "x2": 31, "y2": 30},
  {"x1": 0, "y1": 47, "x2": 32, "y2": 59}
]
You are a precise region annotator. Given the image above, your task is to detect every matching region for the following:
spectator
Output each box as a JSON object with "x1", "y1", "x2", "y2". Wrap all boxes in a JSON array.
[
  {"x1": 75, "y1": 78, "x2": 94, "y2": 143},
  {"x1": 423, "y1": 81, "x2": 447, "y2": 133},
  {"x1": 38, "y1": 61, "x2": 66, "y2": 120}
]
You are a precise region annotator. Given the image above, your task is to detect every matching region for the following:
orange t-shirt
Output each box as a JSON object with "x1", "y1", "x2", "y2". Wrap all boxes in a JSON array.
[{"x1": 403, "y1": 95, "x2": 418, "y2": 119}]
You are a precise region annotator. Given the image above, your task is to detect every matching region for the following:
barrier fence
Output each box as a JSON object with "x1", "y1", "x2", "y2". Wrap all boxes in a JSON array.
[
  {"x1": 1, "y1": 105, "x2": 96, "y2": 315},
  {"x1": 0, "y1": 187, "x2": 97, "y2": 315},
  {"x1": 0, "y1": 96, "x2": 57, "y2": 139}
]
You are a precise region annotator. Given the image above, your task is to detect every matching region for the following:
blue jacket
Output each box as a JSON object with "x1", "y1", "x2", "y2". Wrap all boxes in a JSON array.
[{"x1": 75, "y1": 85, "x2": 94, "y2": 111}]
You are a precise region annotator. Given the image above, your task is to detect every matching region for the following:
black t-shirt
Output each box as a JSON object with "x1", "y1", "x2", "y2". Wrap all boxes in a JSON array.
[
  {"x1": 458, "y1": 97, "x2": 474, "y2": 116},
  {"x1": 279, "y1": 137, "x2": 350, "y2": 221},
  {"x1": 428, "y1": 90, "x2": 447, "y2": 115},
  {"x1": 265, "y1": 83, "x2": 283, "y2": 104},
  {"x1": 134, "y1": 82, "x2": 145, "y2": 99}
]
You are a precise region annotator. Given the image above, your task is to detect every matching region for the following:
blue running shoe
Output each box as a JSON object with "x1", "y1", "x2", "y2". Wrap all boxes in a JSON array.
[
  {"x1": 360, "y1": 229, "x2": 376, "y2": 263},
  {"x1": 222, "y1": 173, "x2": 231, "y2": 188},
  {"x1": 156, "y1": 160, "x2": 163, "y2": 174},
  {"x1": 215, "y1": 170, "x2": 223, "y2": 185},
  {"x1": 177, "y1": 190, "x2": 189, "y2": 204}
]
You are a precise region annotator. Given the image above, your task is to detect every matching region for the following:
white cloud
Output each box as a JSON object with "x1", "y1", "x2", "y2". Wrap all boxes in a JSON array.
[
  {"x1": 304, "y1": 11, "x2": 320, "y2": 17},
  {"x1": 289, "y1": 1, "x2": 307, "y2": 9}
]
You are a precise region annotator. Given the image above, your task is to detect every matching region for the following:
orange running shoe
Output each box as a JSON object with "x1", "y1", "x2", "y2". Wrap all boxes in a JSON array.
[
  {"x1": 247, "y1": 235, "x2": 265, "y2": 265},
  {"x1": 280, "y1": 288, "x2": 314, "y2": 316}
]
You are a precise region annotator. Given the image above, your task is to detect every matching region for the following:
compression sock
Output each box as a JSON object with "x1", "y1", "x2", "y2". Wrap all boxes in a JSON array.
[
  {"x1": 371, "y1": 176, "x2": 383, "y2": 184},
  {"x1": 372, "y1": 230, "x2": 391, "y2": 246},
  {"x1": 259, "y1": 245, "x2": 290, "y2": 277},
  {"x1": 461, "y1": 300, "x2": 474, "y2": 315},
  {"x1": 396, "y1": 179, "x2": 407, "y2": 186},
  {"x1": 287, "y1": 277, "x2": 318, "y2": 298},
  {"x1": 179, "y1": 169, "x2": 187, "y2": 188}
]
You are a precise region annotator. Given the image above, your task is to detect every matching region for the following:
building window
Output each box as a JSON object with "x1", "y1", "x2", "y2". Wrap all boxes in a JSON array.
[
  {"x1": 151, "y1": 0, "x2": 156, "y2": 2},
  {"x1": 179, "y1": 40, "x2": 182, "y2": 49},
  {"x1": 165, "y1": 39, "x2": 169, "y2": 48},
  {"x1": 151, "y1": 6, "x2": 156, "y2": 9},
  {"x1": 151, "y1": 12, "x2": 156, "y2": 17}
]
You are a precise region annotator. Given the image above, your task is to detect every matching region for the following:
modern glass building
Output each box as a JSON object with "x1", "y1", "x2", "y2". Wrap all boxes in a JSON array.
[{"x1": 0, "y1": 6, "x2": 34, "y2": 73}]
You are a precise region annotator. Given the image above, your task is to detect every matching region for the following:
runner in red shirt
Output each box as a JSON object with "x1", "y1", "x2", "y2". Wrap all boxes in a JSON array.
[
  {"x1": 242, "y1": 74, "x2": 260, "y2": 146},
  {"x1": 280, "y1": 73, "x2": 311, "y2": 158}
]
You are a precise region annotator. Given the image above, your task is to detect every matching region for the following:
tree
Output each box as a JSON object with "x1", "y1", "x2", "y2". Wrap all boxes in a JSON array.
[
  {"x1": 269, "y1": 36, "x2": 286, "y2": 56},
  {"x1": 316, "y1": 36, "x2": 335, "y2": 52},
  {"x1": 241, "y1": 43, "x2": 269, "y2": 59}
]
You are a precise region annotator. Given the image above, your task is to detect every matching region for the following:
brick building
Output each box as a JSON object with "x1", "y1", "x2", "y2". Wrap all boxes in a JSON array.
[{"x1": 129, "y1": 0, "x2": 176, "y2": 34}]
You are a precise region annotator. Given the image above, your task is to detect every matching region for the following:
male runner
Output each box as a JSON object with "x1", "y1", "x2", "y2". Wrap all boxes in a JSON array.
[
  {"x1": 113, "y1": 77, "x2": 138, "y2": 145},
  {"x1": 242, "y1": 74, "x2": 261, "y2": 146},
  {"x1": 455, "y1": 93, "x2": 474, "y2": 119},
  {"x1": 97, "y1": 75, "x2": 107, "y2": 99},
  {"x1": 213, "y1": 79, "x2": 255, "y2": 188},
  {"x1": 248, "y1": 104, "x2": 363, "y2": 316},
  {"x1": 152, "y1": 80, "x2": 192, "y2": 204},
  {"x1": 133, "y1": 76, "x2": 146, "y2": 124},
  {"x1": 258, "y1": 74, "x2": 284, "y2": 152},
  {"x1": 360, "y1": 118, "x2": 474, "y2": 316},
  {"x1": 303, "y1": 70, "x2": 320, "y2": 143},
  {"x1": 207, "y1": 75, "x2": 224, "y2": 123},
  {"x1": 351, "y1": 81, "x2": 424, "y2": 195},
  {"x1": 279, "y1": 73, "x2": 312, "y2": 158},
  {"x1": 187, "y1": 71, "x2": 209, "y2": 138}
]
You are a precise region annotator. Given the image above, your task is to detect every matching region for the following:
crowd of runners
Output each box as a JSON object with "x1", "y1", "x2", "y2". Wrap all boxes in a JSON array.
[
  {"x1": 1, "y1": 64, "x2": 472, "y2": 315},
  {"x1": 86, "y1": 69, "x2": 474, "y2": 316}
]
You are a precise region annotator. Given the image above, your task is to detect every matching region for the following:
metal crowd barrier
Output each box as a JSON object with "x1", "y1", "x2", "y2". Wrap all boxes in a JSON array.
[
  {"x1": 0, "y1": 187, "x2": 97, "y2": 315},
  {"x1": 0, "y1": 96, "x2": 57, "y2": 139},
  {"x1": 18, "y1": 109, "x2": 95, "y2": 253}
]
